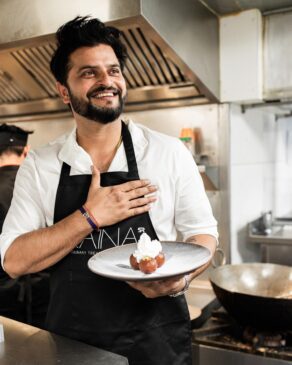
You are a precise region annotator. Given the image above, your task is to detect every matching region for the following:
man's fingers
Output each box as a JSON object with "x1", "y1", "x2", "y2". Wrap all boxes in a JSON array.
[
  {"x1": 128, "y1": 204, "x2": 151, "y2": 217},
  {"x1": 128, "y1": 185, "x2": 157, "y2": 200},
  {"x1": 161, "y1": 275, "x2": 184, "y2": 285},
  {"x1": 128, "y1": 196, "x2": 157, "y2": 209},
  {"x1": 127, "y1": 276, "x2": 187, "y2": 298},
  {"x1": 91, "y1": 165, "x2": 101, "y2": 188},
  {"x1": 126, "y1": 281, "x2": 139, "y2": 289},
  {"x1": 120, "y1": 179, "x2": 152, "y2": 192}
]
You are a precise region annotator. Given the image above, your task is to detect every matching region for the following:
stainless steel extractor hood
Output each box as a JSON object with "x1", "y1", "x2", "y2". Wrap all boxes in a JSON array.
[{"x1": 0, "y1": 0, "x2": 219, "y2": 121}]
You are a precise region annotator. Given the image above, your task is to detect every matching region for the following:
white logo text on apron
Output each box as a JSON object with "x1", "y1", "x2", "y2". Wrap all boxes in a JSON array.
[{"x1": 72, "y1": 227, "x2": 146, "y2": 255}]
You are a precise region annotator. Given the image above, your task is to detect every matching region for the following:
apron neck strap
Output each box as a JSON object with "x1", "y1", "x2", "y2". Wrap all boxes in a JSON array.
[{"x1": 121, "y1": 121, "x2": 138, "y2": 176}]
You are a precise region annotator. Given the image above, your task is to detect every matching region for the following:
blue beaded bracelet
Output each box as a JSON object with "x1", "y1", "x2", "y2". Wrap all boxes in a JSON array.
[{"x1": 79, "y1": 206, "x2": 98, "y2": 230}]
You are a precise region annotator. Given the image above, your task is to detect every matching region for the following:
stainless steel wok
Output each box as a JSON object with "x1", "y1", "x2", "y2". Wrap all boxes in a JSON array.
[{"x1": 209, "y1": 263, "x2": 292, "y2": 330}]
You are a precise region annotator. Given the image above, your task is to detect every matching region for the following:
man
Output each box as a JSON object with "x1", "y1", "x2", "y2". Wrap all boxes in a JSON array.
[
  {"x1": 0, "y1": 124, "x2": 49, "y2": 328},
  {"x1": 0, "y1": 17, "x2": 218, "y2": 365}
]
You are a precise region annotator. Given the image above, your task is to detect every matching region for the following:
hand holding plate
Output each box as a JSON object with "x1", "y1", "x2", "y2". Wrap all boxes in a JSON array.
[{"x1": 127, "y1": 275, "x2": 185, "y2": 298}]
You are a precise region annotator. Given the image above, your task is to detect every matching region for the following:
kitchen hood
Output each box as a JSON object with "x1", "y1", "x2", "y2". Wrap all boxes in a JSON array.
[{"x1": 0, "y1": 0, "x2": 219, "y2": 121}]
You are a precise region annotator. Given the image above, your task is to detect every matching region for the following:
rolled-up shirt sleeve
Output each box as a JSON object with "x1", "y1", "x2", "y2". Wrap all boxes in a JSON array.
[
  {"x1": 0, "y1": 152, "x2": 46, "y2": 269},
  {"x1": 174, "y1": 143, "x2": 218, "y2": 241}
]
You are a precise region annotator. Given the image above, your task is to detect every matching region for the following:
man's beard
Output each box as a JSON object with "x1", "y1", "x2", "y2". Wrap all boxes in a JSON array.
[{"x1": 68, "y1": 86, "x2": 125, "y2": 124}]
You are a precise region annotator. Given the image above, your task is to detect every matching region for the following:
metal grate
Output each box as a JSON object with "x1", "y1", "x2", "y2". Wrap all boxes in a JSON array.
[
  {"x1": 0, "y1": 69, "x2": 29, "y2": 103},
  {"x1": 122, "y1": 27, "x2": 187, "y2": 88},
  {"x1": 0, "y1": 26, "x2": 202, "y2": 115},
  {"x1": 11, "y1": 42, "x2": 59, "y2": 98}
]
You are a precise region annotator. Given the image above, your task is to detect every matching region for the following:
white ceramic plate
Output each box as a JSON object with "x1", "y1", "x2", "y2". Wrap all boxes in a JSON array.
[{"x1": 88, "y1": 241, "x2": 211, "y2": 281}]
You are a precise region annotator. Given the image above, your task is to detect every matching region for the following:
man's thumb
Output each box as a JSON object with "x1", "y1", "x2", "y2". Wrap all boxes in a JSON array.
[{"x1": 91, "y1": 165, "x2": 101, "y2": 187}]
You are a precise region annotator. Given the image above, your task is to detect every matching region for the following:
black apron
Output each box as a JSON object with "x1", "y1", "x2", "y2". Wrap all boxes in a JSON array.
[
  {"x1": 0, "y1": 165, "x2": 19, "y2": 231},
  {"x1": 48, "y1": 122, "x2": 192, "y2": 365}
]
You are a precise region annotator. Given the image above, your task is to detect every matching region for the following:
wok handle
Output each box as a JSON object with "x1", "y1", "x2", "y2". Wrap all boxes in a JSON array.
[{"x1": 212, "y1": 247, "x2": 226, "y2": 267}]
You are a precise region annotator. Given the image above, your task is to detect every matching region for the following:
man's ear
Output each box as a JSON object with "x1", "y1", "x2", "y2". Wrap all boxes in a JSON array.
[
  {"x1": 56, "y1": 82, "x2": 70, "y2": 104},
  {"x1": 23, "y1": 145, "x2": 30, "y2": 158}
]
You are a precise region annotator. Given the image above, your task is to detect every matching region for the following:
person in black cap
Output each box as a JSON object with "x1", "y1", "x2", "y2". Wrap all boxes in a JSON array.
[
  {"x1": 0, "y1": 123, "x2": 49, "y2": 328},
  {"x1": 0, "y1": 123, "x2": 33, "y2": 231}
]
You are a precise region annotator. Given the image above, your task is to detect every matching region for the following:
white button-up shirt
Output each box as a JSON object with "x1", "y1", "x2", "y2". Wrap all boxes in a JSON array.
[{"x1": 0, "y1": 120, "x2": 218, "y2": 267}]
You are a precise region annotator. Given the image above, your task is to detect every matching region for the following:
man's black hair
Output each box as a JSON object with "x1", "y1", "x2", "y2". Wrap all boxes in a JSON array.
[
  {"x1": 0, "y1": 146, "x2": 25, "y2": 157},
  {"x1": 50, "y1": 16, "x2": 128, "y2": 85}
]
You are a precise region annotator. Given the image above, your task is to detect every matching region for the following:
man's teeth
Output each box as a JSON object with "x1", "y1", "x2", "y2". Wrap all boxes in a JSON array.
[{"x1": 92, "y1": 92, "x2": 115, "y2": 98}]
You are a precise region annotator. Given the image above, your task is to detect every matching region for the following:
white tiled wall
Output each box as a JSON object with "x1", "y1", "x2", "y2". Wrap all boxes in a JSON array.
[
  {"x1": 230, "y1": 104, "x2": 277, "y2": 263},
  {"x1": 274, "y1": 116, "x2": 292, "y2": 217}
]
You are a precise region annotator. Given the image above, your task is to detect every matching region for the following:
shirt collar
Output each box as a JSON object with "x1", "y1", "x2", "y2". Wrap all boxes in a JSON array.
[{"x1": 58, "y1": 119, "x2": 147, "y2": 175}]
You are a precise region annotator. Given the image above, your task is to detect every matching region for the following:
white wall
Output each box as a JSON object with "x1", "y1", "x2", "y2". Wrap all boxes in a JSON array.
[
  {"x1": 274, "y1": 115, "x2": 292, "y2": 217},
  {"x1": 230, "y1": 104, "x2": 276, "y2": 263}
]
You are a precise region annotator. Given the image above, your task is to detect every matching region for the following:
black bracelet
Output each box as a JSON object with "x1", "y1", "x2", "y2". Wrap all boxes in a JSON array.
[{"x1": 79, "y1": 206, "x2": 98, "y2": 230}]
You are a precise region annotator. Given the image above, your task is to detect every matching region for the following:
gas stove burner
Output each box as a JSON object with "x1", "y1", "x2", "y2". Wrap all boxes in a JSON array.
[
  {"x1": 243, "y1": 327, "x2": 286, "y2": 348},
  {"x1": 192, "y1": 308, "x2": 292, "y2": 362}
]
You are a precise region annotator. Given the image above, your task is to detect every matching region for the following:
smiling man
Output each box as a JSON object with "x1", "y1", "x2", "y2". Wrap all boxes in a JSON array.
[
  {"x1": 60, "y1": 44, "x2": 126, "y2": 123},
  {"x1": 0, "y1": 17, "x2": 218, "y2": 365}
]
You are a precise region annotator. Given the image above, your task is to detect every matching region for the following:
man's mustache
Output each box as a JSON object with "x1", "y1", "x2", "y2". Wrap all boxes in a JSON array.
[{"x1": 87, "y1": 86, "x2": 121, "y2": 98}]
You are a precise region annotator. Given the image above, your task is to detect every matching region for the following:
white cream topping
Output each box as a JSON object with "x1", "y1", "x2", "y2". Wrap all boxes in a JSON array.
[{"x1": 133, "y1": 232, "x2": 162, "y2": 262}]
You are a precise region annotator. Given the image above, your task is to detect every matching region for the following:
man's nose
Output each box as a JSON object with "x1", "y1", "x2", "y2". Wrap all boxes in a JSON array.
[{"x1": 97, "y1": 71, "x2": 112, "y2": 86}]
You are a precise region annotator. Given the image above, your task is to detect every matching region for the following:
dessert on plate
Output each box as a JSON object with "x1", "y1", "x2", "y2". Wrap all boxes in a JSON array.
[{"x1": 130, "y1": 233, "x2": 165, "y2": 274}]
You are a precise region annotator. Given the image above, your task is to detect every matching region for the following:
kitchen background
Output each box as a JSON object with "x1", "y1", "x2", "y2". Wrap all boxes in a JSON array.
[
  {"x1": 1, "y1": 0, "x2": 292, "y2": 269},
  {"x1": 2, "y1": 1, "x2": 292, "y2": 364}
]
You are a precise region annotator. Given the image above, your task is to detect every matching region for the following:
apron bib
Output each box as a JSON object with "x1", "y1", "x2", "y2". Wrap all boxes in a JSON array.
[{"x1": 48, "y1": 122, "x2": 192, "y2": 365}]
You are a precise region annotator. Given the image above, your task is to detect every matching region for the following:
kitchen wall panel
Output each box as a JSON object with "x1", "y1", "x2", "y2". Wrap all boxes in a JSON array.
[
  {"x1": 274, "y1": 116, "x2": 292, "y2": 217},
  {"x1": 230, "y1": 106, "x2": 277, "y2": 165},
  {"x1": 230, "y1": 104, "x2": 277, "y2": 263},
  {"x1": 231, "y1": 163, "x2": 267, "y2": 263}
]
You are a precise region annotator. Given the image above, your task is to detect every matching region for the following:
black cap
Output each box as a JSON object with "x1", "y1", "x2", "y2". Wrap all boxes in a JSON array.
[{"x1": 0, "y1": 124, "x2": 34, "y2": 147}]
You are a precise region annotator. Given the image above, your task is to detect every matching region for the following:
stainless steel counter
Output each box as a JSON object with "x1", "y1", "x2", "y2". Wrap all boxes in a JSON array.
[
  {"x1": 249, "y1": 226, "x2": 292, "y2": 245},
  {"x1": 0, "y1": 316, "x2": 128, "y2": 365},
  {"x1": 248, "y1": 219, "x2": 292, "y2": 265}
]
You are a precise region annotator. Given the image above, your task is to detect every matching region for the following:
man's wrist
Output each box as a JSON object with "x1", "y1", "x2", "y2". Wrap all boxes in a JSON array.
[
  {"x1": 169, "y1": 274, "x2": 191, "y2": 297},
  {"x1": 79, "y1": 205, "x2": 99, "y2": 230}
]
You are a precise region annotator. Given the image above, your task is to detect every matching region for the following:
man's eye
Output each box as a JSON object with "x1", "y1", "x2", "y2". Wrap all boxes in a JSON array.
[
  {"x1": 81, "y1": 70, "x2": 95, "y2": 77},
  {"x1": 110, "y1": 68, "x2": 120, "y2": 75}
]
